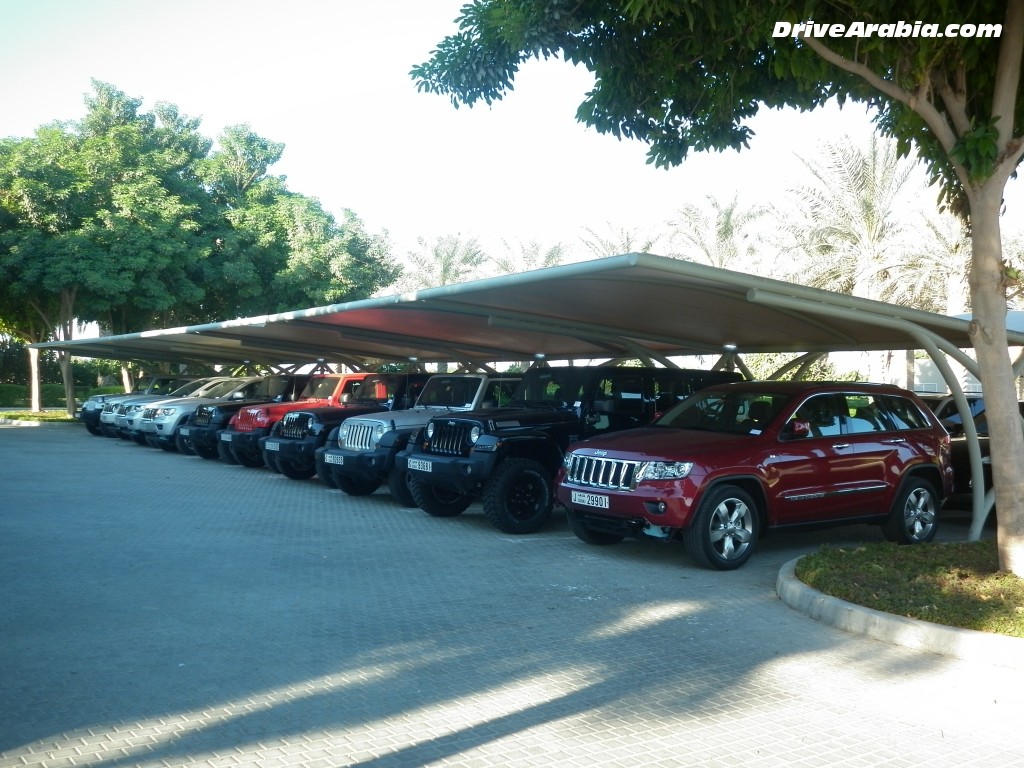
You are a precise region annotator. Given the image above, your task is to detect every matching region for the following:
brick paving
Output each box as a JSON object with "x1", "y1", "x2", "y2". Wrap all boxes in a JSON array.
[{"x1": 2, "y1": 423, "x2": 1023, "y2": 768}]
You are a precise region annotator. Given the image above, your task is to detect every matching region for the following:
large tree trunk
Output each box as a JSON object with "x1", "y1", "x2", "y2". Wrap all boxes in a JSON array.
[{"x1": 967, "y1": 181, "x2": 1024, "y2": 575}]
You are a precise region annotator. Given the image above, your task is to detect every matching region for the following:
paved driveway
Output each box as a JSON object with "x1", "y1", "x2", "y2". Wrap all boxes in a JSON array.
[{"x1": 2, "y1": 424, "x2": 1023, "y2": 768}]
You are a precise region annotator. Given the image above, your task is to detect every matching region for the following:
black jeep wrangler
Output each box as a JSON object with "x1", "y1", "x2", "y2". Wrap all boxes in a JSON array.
[{"x1": 395, "y1": 365, "x2": 743, "y2": 534}]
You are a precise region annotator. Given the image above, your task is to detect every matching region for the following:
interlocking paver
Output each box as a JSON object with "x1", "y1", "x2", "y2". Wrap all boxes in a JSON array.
[{"x1": 3, "y1": 423, "x2": 1024, "y2": 768}]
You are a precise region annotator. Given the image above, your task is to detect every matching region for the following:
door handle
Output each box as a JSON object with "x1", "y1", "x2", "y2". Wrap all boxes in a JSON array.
[{"x1": 832, "y1": 443, "x2": 852, "y2": 450}]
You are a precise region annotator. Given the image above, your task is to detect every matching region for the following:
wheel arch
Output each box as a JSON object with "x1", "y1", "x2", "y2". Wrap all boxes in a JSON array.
[{"x1": 691, "y1": 475, "x2": 771, "y2": 538}]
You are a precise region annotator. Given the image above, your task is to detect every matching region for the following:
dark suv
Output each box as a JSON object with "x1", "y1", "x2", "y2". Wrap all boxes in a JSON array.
[
  {"x1": 396, "y1": 365, "x2": 743, "y2": 534},
  {"x1": 557, "y1": 381, "x2": 953, "y2": 570}
]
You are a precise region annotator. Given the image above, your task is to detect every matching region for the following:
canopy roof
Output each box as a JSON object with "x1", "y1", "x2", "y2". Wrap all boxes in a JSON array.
[{"x1": 34, "y1": 253, "x2": 1020, "y2": 368}]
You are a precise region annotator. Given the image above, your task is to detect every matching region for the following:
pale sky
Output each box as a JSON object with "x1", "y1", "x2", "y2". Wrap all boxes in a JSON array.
[{"x1": 1, "y1": 0, "x2": 1019, "y2": 263}]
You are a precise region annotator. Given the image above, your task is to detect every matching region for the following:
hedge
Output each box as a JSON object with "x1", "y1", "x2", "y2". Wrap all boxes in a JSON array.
[{"x1": 0, "y1": 384, "x2": 118, "y2": 408}]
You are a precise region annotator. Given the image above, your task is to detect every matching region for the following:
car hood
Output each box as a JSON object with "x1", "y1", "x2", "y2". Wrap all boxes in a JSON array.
[{"x1": 569, "y1": 426, "x2": 765, "y2": 461}]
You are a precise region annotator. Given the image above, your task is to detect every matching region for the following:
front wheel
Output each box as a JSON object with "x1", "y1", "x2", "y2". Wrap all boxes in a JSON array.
[
  {"x1": 279, "y1": 456, "x2": 316, "y2": 480},
  {"x1": 336, "y1": 474, "x2": 382, "y2": 496},
  {"x1": 409, "y1": 475, "x2": 472, "y2": 517},
  {"x1": 175, "y1": 432, "x2": 194, "y2": 456},
  {"x1": 388, "y1": 468, "x2": 416, "y2": 507},
  {"x1": 683, "y1": 485, "x2": 759, "y2": 570},
  {"x1": 567, "y1": 509, "x2": 624, "y2": 545},
  {"x1": 482, "y1": 458, "x2": 554, "y2": 534},
  {"x1": 231, "y1": 444, "x2": 264, "y2": 468},
  {"x1": 193, "y1": 441, "x2": 220, "y2": 460},
  {"x1": 881, "y1": 477, "x2": 939, "y2": 545}
]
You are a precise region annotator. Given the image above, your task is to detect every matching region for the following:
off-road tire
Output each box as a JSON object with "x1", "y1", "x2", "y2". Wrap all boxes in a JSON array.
[
  {"x1": 337, "y1": 474, "x2": 382, "y2": 496},
  {"x1": 482, "y1": 457, "x2": 554, "y2": 534},
  {"x1": 409, "y1": 475, "x2": 472, "y2": 517},
  {"x1": 388, "y1": 468, "x2": 417, "y2": 507}
]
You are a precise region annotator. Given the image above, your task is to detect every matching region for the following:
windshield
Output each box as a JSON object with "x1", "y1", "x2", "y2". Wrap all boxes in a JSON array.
[
  {"x1": 302, "y1": 376, "x2": 340, "y2": 399},
  {"x1": 169, "y1": 378, "x2": 212, "y2": 397},
  {"x1": 416, "y1": 377, "x2": 481, "y2": 408},
  {"x1": 656, "y1": 389, "x2": 793, "y2": 434},
  {"x1": 199, "y1": 379, "x2": 246, "y2": 398}
]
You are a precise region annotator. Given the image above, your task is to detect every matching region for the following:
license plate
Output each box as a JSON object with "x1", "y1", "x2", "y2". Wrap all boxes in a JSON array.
[
  {"x1": 572, "y1": 490, "x2": 609, "y2": 509},
  {"x1": 265, "y1": 441, "x2": 279, "y2": 452},
  {"x1": 325, "y1": 453, "x2": 343, "y2": 465},
  {"x1": 220, "y1": 432, "x2": 232, "y2": 442},
  {"x1": 408, "y1": 457, "x2": 432, "y2": 473},
  {"x1": 179, "y1": 427, "x2": 190, "y2": 436}
]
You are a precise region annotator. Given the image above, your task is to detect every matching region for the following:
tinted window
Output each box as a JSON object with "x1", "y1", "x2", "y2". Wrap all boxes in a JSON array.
[
  {"x1": 879, "y1": 395, "x2": 932, "y2": 431},
  {"x1": 659, "y1": 389, "x2": 792, "y2": 434}
]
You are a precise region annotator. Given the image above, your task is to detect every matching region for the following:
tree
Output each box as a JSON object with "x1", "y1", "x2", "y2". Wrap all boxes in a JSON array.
[
  {"x1": 411, "y1": 1, "x2": 1024, "y2": 573},
  {"x1": 398, "y1": 234, "x2": 488, "y2": 291},
  {"x1": 668, "y1": 194, "x2": 769, "y2": 270},
  {"x1": 489, "y1": 238, "x2": 565, "y2": 275},
  {"x1": 579, "y1": 223, "x2": 660, "y2": 258}
]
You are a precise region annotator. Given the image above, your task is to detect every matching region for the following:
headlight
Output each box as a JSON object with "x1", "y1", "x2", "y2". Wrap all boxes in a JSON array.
[
  {"x1": 156, "y1": 406, "x2": 181, "y2": 418},
  {"x1": 338, "y1": 423, "x2": 350, "y2": 442},
  {"x1": 469, "y1": 426, "x2": 481, "y2": 444},
  {"x1": 374, "y1": 424, "x2": 388, "y2": 443},
  {"x1": 637, "y1": 461, "x2": 694, "y2": 481},
  {"x1": 425, "y1": 422, "x2": 435, "y2": 439}
]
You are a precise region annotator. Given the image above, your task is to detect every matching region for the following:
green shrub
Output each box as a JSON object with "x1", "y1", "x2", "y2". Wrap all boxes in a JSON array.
[{"x1": 0, "y1": 384, "x2": 23, "y2": 407}]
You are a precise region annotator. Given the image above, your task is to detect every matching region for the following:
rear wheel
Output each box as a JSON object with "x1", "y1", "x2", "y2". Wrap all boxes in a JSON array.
[
  {"x1": 683, "y1": 485, "x2": 759, "y2": 570},
  {"x1": 881, "y1": 477, "x2": 938, "y2": 545},
  {"x1": 567, "y1": 509, "x2": 625, "y2": 545},
  {"x1": 388, "y1": 468, "x2": 416, "y2": 507},
  {"x1": 337, "y1": 474, "x2": 382, "y2": 496},
  {"x1": 482, "y1": 458, "x2": 553, "y2": 534},
  {"x1": 410, "y1": 476, "x2": 473, "y2": 517}
]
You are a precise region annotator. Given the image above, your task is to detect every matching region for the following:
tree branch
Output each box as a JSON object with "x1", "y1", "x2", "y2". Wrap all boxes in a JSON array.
[{"x1": 992, "y1": 0, "x2": 1024, "y2": 152}]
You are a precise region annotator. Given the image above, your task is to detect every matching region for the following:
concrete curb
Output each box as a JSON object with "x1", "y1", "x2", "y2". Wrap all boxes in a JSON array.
[
  {"x1": 777, "y1": 556, "x2": 1024, "y2": 668},
  {"x1": 0, "y1": 418, "x2": 76, "y2": 427}
]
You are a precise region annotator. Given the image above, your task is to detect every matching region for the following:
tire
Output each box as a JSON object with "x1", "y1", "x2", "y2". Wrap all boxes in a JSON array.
[
  {"x1": 263, "y1": 450, "x2": 281, "y2": 473},
  {"x1": 85, "y1": 424, "x2": 101, "y2": 436},
  {"x1": 337, "y1": 474, "x2": 382, "y2": 496},
  {"x1": 409, "y1": 475, "x2": 472, "y2": 517},
  {"x1": 193, "y1": 441, "x2": 220, "y2": 460},
  {"x1": 482, "y1": 457, "x2": 554, "y2": 534},
  {"x1": 317, "y1": 457, "x2": 338, "y2": 489},
  {"x1": 279, "y1": 457, "x2": 317, "y2": 480},
  {"x1": 175, "y1": 432, "x2": 194, "y2": 456},
  {"x1": 218, "y1": 440, "x2": 238, "y2": 465},
  {"x1": 387, "y1": 468, "x2": 417, "y2": 507},
  {"x1": 683, "y1": 484, "x2": 759, "y2": 570},
  {"x1": 131, "y1": 432, "x2": 148, "y2": 446},
  {"x1": 881, "y1": 477, "x2": 939, "y2": 545},
  {"x1": 567, "y1": 508, "x2": 624, "y2": 545},
  {"x1": 231, "y1": 444, "x2": 264, "y2": 468},
  {"x1": 158, "y1": 438, "x2": 178, "y2": 453}
]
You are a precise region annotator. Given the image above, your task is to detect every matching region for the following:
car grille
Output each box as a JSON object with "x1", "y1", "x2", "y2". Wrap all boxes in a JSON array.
[
  {"x1": 344, "y1": 422, "x2": 378, "y2": 451},
  {"x1": 427, "y1": 421, "x2": 474, "y2": 456},
  {"x1": 565, "y1": 454, "x2": 642, "y2": 491},
  {"x1": 102, "y1": 403, "x2": 116, "y2": 414},
  {"x1": 193, "y1": 407, "x2": 213, "y2": 427},
  {"x1": 142, "y1": 407, "x2": 158, "y2": 420},
  {"x1": 233, "y1": 409, "x2": 263, "y2": 431},
  {"x1": 116, "y1": 403, "x2": 130, "y2": 415},
  {"x1": 280, "y1": 413, "x2": 312, "y2": 439}
]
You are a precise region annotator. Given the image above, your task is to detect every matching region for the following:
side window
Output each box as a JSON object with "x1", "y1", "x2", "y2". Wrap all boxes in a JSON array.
[
  {"x1": 842, "y1": 393, "x2": 890, "y2": 434},
  {"x1": 880, "y1": 395, "x2": 931, "y2": 430},
  {"x1": 612, "y1": 375, "x2": 645, "y2": 414},
  {"x1": 794, "y1": 394, "x2": 845, "y2": 437}
]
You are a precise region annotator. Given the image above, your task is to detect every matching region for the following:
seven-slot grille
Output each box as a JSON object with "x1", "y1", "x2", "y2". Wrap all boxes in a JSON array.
[
  {"x1": 565, "y1": 454, "x2": 643, "y2": 491},
  {"x1": 344, "y1": 421, "x2": 378, "y2": 451},
  {"x1": 280, "y1": 412, "x2": 313, "y2": 439},
  {"x1": 427, "y1": 420, "x2": 475, "y2": 456},
  {"x1": 192, "y1": 407, "x2": 213, "y2": 427},
  {"x1": 233, "y1": 408, "x2": 263, "y2": 430}
]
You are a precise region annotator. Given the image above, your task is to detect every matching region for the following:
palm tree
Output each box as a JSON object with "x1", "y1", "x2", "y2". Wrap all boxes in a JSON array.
[
  {"x1": 579, "y1": 223, "x2": 661, "y2": 258},
  {"x1": 397, "y1": 234, "x2": 488, "y2": 291},
  {"x1": 489, "y1": 239, "x2": 566, "y2": 275},
  {"x1": 667, "y1": 194, "x2": 769, "y2": 271}
]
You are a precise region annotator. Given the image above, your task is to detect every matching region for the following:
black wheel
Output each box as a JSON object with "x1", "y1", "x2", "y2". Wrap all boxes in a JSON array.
[
  {"x1": 317, "y1": 457, "x2": 338, "y2": 488},
  {"x1": 336, "y1": 474, "x2": 382, "y2": 496},
  {"x1": 881, "y1": 477, "x2": 939, "y2": 545},
  {"x1": 683, "y1": 484, "x2": 759, "y2": 570},
  {"x1": 388, "y1": 468, "x2": 416, "y2": 507},
  {"x1": 158, "y1": 439, "x2": 178, "y2": 453},
  {"x1": 85, "y1": 424, "x2": 101, "y2": 436},
  {"x1": 482, "y1": 457, "x2": 554, "y2": 534},
  {"x1": 279, "y1": 457, "x2": 317, "y2": 480},
  {"x1": 567, "y1": 509, "x2": 625, "y2": 545},
  {"x1": 131, "y1": 432, "x2": 148, "y2": 446},
  {"x1": 263, "y1": 450, "x2": 281, "y2": 473},
  {"x1": 409, "y1": 475, "x2": 473, "y2": 517},
  {"x1": 231, "y1": 445, "x2": 264, "y2": 468},
  {"x1": 218, "y1": 440, "x2": 238, "y2": 465},
  {"x1": 193, "y1": 441, "x2": 220, "y2": 460},
  {"x1": 175, "y1": 432, "x2": 194, "y2": 456}
]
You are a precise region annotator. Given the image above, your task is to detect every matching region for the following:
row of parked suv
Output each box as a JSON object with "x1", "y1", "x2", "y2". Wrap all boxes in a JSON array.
[{"x1": 79, "y1": 366, "x2": 955, "y2": 570}]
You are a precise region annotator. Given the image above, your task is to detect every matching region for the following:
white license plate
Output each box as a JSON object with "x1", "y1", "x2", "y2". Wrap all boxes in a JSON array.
[
  {"x1": 179, "y1": 427, "x2": 190, "y2": 436},
  {"x1": 325, "y1": 453, "x2": 344, "y2": 465},
  {"x1": 408, "y1": 457, "x2": 432, "y2": 473},
  {"x1": 572, "y1": 490, "x2": 609, "y2": 509},
  {"x1": 220, "y1": 432, "x2": 232, "y2": 442},
  {"x1": 265, "y1": 441, "x2": 279, "y2": 452}
]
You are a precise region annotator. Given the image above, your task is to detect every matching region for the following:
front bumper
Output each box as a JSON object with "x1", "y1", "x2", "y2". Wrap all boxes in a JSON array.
[
  {"x1": 395, "y1": 449, "x2": 500, "y2": 494},
  {"x1": 320, "y1": 446, "x2": 395, "y2": 479}
]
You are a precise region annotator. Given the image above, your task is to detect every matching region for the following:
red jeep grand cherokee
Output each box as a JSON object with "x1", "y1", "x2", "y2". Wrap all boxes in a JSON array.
[{"x1": 556, "y1": 381, "x2": 952, "y2": 570}]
